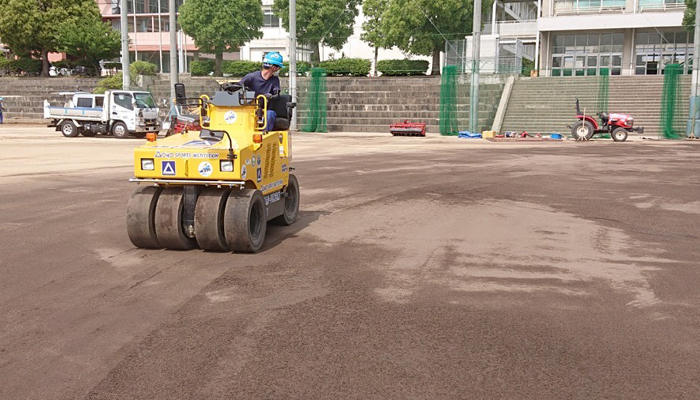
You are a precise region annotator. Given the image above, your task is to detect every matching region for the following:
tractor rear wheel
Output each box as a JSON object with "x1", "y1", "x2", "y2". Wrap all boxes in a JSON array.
[
  {"x1": 224, "y1": 190, "x2": 266, "y2": 253},
  {"x1": 273, "y1": 174, "x2": 300, "y2": 226},
  {"x1": 612, "y1": 127, "x2": 628, "y2": 142},
  {"x1": 571, "y1": 120, "x2": 594, "y2": 141},
  {"x1": 61, "y1": 121, "x2": 79, "y2": 137},
  {"x1": 126, "y1": 186, "x2": 163, "y2": 248},
  {"x1": 154, "y1": 187, "x2": 198, "y2": 250},
  {"x1": 194, "y1": 188, "x2": 230, "y2": 251}
]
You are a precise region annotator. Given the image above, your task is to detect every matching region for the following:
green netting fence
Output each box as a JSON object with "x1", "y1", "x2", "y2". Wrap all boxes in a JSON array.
[
  {"x1": 439, "y1": 65, "x2": 459, "y2": 135},
  {"x1": 659, "y1": 63, "x2": 683, "y2": 139},
  {"x1": 301, "y1": 68, "x2": 327, "y2": 133},
  {"x1": 596, "y1": 68, "x2": 609, "y2": 114}
]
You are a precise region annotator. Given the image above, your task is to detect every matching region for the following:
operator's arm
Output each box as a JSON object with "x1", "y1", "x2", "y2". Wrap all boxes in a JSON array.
[{"x1": 264, "y1": 77, "x2": 281, "y2": 100}]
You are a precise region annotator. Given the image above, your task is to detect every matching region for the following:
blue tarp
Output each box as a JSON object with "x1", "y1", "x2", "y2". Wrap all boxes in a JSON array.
[{"x1": 458, "y1": 131, "x2": 482, "y2": 139}]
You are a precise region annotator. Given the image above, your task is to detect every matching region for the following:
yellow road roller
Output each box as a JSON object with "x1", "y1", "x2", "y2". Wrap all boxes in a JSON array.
[{"x1": 126, "y1": 82, "x2": 299, "y2": 252}]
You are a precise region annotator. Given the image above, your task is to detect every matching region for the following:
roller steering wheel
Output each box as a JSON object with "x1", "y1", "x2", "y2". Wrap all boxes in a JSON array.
[{"x1": 221, "y1": 82, "x2": 244, "y2": 92}]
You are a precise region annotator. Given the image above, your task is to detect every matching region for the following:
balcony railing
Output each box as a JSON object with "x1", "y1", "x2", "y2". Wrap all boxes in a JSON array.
[
  {"x1": 554, "y1": 4, "x2": 625, "y2": 15},
  {"x1": 638, "y1": 1, "x2": 685, "y2": 12},
  {"x1": 484, "y1": 20, "x2": 538, "y2": 36}
]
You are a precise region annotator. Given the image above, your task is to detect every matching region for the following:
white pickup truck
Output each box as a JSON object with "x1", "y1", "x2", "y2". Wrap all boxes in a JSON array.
[{"x1": 44, "y1": 91, "x2": 161, "y2": 138}]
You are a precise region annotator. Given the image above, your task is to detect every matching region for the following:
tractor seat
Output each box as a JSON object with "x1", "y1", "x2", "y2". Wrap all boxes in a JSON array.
[
  {"x1": 599, "y1": 112, "x2": 609, "y2": 123},
  {"x1": 268, "y1": 94, "x2": 296, "y2": 131}
]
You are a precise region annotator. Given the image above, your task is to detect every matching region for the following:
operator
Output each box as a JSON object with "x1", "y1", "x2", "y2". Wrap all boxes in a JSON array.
[{"x1": 239, "y1": 52, "x2": 283, "y2": 132}]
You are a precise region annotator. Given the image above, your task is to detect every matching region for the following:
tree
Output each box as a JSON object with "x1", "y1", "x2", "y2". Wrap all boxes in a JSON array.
[
  {"x1": 57, "y1": 7, "x2": 121, "y2": 75},
  {"x1": 684, "y1": 0, "x2": 695, "y2": 33},
  {"x1": 179, "y1": 0, "x2": 263, "y2": 76},
  {"x1": 361, "y1": 0, "x2": 391, "y2": 76},
  {"x1": 273, "y1": 0, "x2": 361, "y2": 63},
  {"x1": 381, "y1": 0, "x2": 493, "y2": 75},
  {"x1": 0, "y1": 0, "x2": 97, "y2": 76}
]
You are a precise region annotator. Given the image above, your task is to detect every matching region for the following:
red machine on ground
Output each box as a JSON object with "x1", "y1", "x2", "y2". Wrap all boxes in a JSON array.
[
  {"x1": 570, "y1": 99, "x2": 644, "y2": 142},
  {"x1": 390, "y1": 121, "x2": 426, "y2": 136},
  {"x1": 166, "y1": 114, "x2": 202, "y2": 136}
]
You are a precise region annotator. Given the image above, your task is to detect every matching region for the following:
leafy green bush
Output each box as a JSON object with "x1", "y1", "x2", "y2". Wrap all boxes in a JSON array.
[
  {"x1": 93, "y1": 67, "x2": 139, "y2": 93},
  {"x1": 191, "y1": 60, "x2": 214, "y2": 76},
  {"x1": 521, "y1": 58, "x2": 535, "y2": 76},
  {"x1": 319, "y1": 58, "x2": 370, "y2": 76},
  {"x1": 0, "y1": 58, "x2": 12, "y2": 74},
  {"x1": 376, "y1": 59, "x2": 429, "y2": 76},
  {"x1": 280, "y1": 61, "x2": 312, "y2": 76},
  {"x1": 131, "y1": 61, "x2": 157, "y2": 76},
  {"x1": 93, "y1": 72, "x2": 124, "y2": 93},
  {"x1": 221, "y1": 60, "x2": 260, "y2": 77},
  {"x1": 12, "y1": 58, "x2": 42, "y2": 75}
]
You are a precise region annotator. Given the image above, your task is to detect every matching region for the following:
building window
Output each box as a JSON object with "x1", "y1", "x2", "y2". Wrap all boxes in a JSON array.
[
  {"x1": 263, "y1": 10, "x2": 280, "y2": 27},
  {"x1": 635, "y1": 31, "x2": 693, "y2": 75},
  {"x1": 638, "y1": 0, "x2": 684, "y2": 11},
  {"x1": 554, "y1": 0, "x2": 625, "y2": 13},
  {"x1": 551, "y1": 33, "x2": 623, "y2": 76}
]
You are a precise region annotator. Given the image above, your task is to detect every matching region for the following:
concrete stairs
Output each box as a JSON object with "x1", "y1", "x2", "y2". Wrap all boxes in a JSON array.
[
  {"x1": 501, "y1": 75, "x2": 691, "y2": 137},
  {"x1": 0, "y1": 77, "x2": 101, "y2": 124}
]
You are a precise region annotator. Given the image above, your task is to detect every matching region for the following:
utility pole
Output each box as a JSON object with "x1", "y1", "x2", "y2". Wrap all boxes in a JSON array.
[
  {"x1": 169, "y1": 0, "x2": 178, "y2": 104},
  {"x1": 469, "y1": 0, "x2": 482, "y2": 134},
  {"x1": 290, "y1": 0, "x2": 297, "y2": 130},
  {"x1": 688, "y1": 0, "x2": 700, "y2": 138},
  {"x1": 121, "y1": 0, "x2": 130, "y2": 90}
]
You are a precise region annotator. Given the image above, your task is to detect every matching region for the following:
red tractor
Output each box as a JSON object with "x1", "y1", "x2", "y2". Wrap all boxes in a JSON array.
[{"x1": 570, "y1": 99, "x2": 643, "y2": 142}]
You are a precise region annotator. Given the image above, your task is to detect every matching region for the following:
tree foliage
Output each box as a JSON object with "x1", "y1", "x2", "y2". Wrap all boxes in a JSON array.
[
  {"x1": 179, "y1": 0, "x2": 263, "y2": 76},
  {"x1": 381, "y1": 0, "x2": 493, "y2": 74},
  {"x1": 684, "y1": 0, "x2": 695, "y2": 33},
  {"x1": 361, "y1": 0, "x2": 391, "y2": 50},
  {"x1": 273, "y1": 0, "x2": 361, "y2": 63},
  {"x1": 0, "y1": 0, "x2": 99, "y2": 75},
  {"x1": 361, "y1": 0, "x2": 391, "y2": 75},
  {"x1": 57, "y1": 4, "x2": 121, "y2": 76}
]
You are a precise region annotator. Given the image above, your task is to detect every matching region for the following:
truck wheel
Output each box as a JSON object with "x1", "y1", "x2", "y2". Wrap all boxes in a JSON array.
[
  {"x1": 571, "y1": 120, "x2": 594, "y2": 141},
  {"x1": 273, "y1": 174, "x2": 300, "y2": 226},
  {"x1": 612, "y1": 127, "x2": 628, "y2": 142},
  {"x1": 112, "y1": 121, "x2": 129, "y2": 139},
  {"x1": 224, "y1": 190, "x2": 266, "y2": 253},
  {"x1": 61, "y1": 121, "x2": 79, "y2": 137}
]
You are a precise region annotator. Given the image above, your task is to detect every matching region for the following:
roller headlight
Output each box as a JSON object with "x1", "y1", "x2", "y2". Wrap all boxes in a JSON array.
[
  {"x1": 141, "y1": 158, "x2": 154, "y2": 170},
  {"x1": 220, "y1": 160, "x2": 234, "y2": 172}
]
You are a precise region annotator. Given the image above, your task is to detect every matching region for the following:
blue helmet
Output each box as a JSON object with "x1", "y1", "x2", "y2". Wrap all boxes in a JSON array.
[{"x1": 263, "y1": 52, "x2": 284, "y2": 68}]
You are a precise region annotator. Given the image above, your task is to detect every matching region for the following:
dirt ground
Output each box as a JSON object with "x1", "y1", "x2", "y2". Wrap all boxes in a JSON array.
[{"x1": 1, "y1": 126, "x2": 699, "y2": 399}]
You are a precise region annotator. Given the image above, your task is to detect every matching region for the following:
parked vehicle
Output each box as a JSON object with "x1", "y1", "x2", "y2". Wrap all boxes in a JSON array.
[
  {"x1": 44, "y1": 91, "x2": 161, "y2": 138},
  {"x1": 570, "y1": 99, "x2": 644, "y2": 142}
]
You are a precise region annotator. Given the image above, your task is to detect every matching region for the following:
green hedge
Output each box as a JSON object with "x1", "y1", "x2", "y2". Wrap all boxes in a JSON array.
[
  {"x1": 222, "y1": 60, "x2": 260, "y2": 77},
  {"x1": 191, "y1": 59, "x2": 214, "y2": 76},
  {"x1": 131, "y1": 61, "x2": 157, "y2": 76},
  {"x1": 0, "y1": 58, "x2": 43, "y2": 75},
  {"x1": 377, "y1": 59, "x2": 429, "y2": 76},
  {"x1": 318, "y1": 58, "x2": 370, "y2": 76},
  {"x1": 280, "y1": 61, "x2": 312, "y2": 76}
]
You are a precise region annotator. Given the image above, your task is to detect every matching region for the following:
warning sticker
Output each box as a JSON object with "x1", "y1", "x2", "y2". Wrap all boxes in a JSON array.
[{"x1": 162, "y1": 161, "x2": 176, "y2": 175}]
